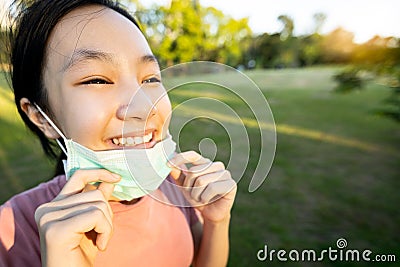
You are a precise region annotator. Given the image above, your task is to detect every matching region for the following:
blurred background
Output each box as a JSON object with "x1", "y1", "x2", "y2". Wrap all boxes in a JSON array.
[{"x1": 1, "y1": 0, "x2": 399, "y2": 266}]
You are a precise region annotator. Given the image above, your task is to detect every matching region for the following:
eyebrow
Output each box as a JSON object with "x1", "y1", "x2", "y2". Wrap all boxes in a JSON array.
[
  {"x1": 139, "y1": 54, "x2": 159, "y2": 65},
  {"x1": 62, "y1": 48, "x2": 115, "y2": 72},
  {"x1": 62, "y1": 49, "x2": 159, "y2": 72}
]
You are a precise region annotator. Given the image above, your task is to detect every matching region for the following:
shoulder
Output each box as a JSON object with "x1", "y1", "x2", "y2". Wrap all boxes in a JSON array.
[
  {"x1": 2, "y1": 175, "x2": 66, "y2": 212},
  {"x1": 0, "y1": 175, "x2": 66, "y2": 234},
  {"x1": 0, "y1": 175, "x2": 66, "y2": 232},
  {"x1": 0, "y1": 175, "x2": 66, "y2": 265}
]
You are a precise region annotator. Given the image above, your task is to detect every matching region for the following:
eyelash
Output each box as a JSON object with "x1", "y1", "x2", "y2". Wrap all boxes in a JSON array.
[
  {"x1": 142, "y1": 77, "x2": 161, "y2": 84},
  {"x1": 82, "y1": 78, "x2": 111, "y2": 85},
  {"x1": 81, "y1": 77, "x2": 161, "y2": 85}
]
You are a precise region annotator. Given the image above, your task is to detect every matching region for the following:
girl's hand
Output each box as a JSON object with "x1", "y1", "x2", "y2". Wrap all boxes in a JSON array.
[
  {"x1": 169, "y1": 151, "x2": 237, "y2": 223},
  {"x1": 34, "y1": 170, "x2": 120, "y2": 267}
]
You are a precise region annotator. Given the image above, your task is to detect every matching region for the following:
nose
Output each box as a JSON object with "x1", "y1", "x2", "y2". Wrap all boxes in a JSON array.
[{"x1": 117, "y1": 89, "x2": 157, "y2": 121}]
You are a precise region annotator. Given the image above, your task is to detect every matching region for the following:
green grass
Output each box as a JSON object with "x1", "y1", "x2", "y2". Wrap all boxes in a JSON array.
[
  {"x1": 1, "y1": 67, "x2": 399, "y2": 266},
  {"x1": 0, "y1": 73, "x2": 54, "y2": 201}
]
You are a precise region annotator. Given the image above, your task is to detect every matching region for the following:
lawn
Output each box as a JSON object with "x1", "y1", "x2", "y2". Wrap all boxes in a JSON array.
[
  {"x1": 1, "y1": 67, "x2": 399, "y2": 266},
  {"x1": 0, "y1": 74, "x2": 54, "y2": 201}
]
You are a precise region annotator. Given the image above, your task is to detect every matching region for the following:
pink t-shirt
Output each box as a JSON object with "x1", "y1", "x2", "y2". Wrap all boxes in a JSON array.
[{"x1": 0, "y1": 175, "x2": 198, "y2": 267}]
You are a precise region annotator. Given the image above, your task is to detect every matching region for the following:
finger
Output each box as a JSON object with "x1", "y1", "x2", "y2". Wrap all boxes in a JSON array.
[
  {"x1": 183, "y1": 161, "x2": 226, "y2": 188},
  {"x1": 97, "y1": 181, "x2": 117, "y2": 201},
  {"x1": 36, "y1": 190, "x2": 113, "y2": 224},
  {"x1": 186, "y1": 161, "x2": 225, "y2": 174},
  {"x1": 38, "y1": 199, "x2": 113, "y2": 234},
  {"x1": 56, "y1": 169, "x2": 120, "y2": 200},
  {"x1": 189, "y1": 170, "x2": 229, "y2": 202},
  {"x1": 46, "y1": 206, "x2": 113, "y2": 251},
  {"x1": 170, "y1": 163, "x2": 188, "y2": 186},
  {"x1": 199, "y1": 179, "x2": 237, "y2": 204},
  {"x1": 168, "y1": 151, "x2": 211, "y2": 170}
]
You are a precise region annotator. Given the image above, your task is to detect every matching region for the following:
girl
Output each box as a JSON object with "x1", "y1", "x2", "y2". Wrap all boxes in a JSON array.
[{"x1": 0, "y1": 0, "x2": 236, "y2": 266}]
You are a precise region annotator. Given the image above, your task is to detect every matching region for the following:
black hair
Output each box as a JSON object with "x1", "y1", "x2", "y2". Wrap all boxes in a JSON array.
[{"x1": 5, "y1": 0, "x2": 141, "y2": 175}]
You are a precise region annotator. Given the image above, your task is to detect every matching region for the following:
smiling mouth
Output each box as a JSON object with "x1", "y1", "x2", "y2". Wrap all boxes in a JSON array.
[{"x1": 111, "y1": 131, "x2": 154, "y2": 148}]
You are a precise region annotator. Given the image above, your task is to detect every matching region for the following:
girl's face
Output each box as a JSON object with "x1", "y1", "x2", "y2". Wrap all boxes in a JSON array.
[{"x1": 43, "y1": 5, "x2": 171, "y2": 151}]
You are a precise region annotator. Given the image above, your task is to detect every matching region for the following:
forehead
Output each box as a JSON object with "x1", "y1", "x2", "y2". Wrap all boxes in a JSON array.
[{"x1": 45, "y1": 5, "x2": 151, "y2": 70}]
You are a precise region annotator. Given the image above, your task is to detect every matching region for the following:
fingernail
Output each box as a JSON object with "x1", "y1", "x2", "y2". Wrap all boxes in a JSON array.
[
  {"x1": 167, "y1": 161, "x2": 173, "y2": 168},
  {"x1": 98, "y1": 238, "x2": 107, "y2": 251},
  {"x1": 111, "y1": 173, "x2": 121, "y2": 180}
]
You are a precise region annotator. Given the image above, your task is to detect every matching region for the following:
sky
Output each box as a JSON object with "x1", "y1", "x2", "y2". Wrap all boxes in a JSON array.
[{"x1": 146, "y1": 0, "x2": 400, "y2": 43}]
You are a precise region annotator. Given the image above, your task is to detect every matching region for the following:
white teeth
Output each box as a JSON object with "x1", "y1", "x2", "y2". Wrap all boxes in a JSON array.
[
  {"x1": 111, "y1": 132, "x2": 153, "y2": 146},
  {"x1": 143, "y1": 132, "x2": 152, "y2": 143},
  {"x1": 126, "y1": 137, "x2": 134, "y2": 145},
  {"x1": 134, "y1": 137, "x2": 142, "y2": 144}
]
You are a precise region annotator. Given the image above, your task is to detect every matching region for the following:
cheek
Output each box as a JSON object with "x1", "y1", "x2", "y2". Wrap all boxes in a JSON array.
[
  {"x1": 154, "y1": 92, "x2": 172, "y2": 131},
  {"x1": 146, "y1": 87, "x2": 171, "y2": 120},
  {"x1": 61, "y1": 96, "x2": 111, "y2": 142},
  {"x1": 157, "y1": 93, "x2": 172, "y2": 119}
]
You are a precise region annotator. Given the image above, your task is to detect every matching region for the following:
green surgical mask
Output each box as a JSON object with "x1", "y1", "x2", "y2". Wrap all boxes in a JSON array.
[{"x1": 35, "y1": 104, "x2": 176, "y2": 201}]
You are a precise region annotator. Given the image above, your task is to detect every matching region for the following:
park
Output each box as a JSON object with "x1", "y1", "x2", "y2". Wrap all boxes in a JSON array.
[
  {"x1": 0, "y1": 0, "x2": 399, "y2": 266},
  {"x1": 1, "y1": 65, "x2": 399, "y2": 266}
]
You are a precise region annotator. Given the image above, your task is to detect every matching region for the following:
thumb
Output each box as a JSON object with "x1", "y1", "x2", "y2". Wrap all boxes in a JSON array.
[
  {"x1": 97, "y1": 177, "x2": 120, "y2": 200},
  {"x1": 169, "y1": 163, "x2": 188, "y2": 187}
]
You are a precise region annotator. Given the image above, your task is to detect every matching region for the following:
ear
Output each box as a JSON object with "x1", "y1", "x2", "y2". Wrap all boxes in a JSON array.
[{"x1": 20, "y1": 98, "x2": 61, "y2": 139}]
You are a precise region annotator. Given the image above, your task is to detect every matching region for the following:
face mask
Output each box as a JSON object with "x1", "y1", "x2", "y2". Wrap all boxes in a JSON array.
[{"x1": 35, "y1": 104, "x2": 176, "y2": 201}]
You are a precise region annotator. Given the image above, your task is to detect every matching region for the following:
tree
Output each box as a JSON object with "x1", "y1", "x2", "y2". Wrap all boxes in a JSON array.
[
  {"x1": 132, "y1": 0, "x2": 251, "y2": 67},
  {"x1": 298, "y1": 34, "x2": 323, "y2": 66},
  {"x1": 277, "y1": 15, "x2": 294, "y2": 41},
  {"x1": 203, "y1": 8, "x2": 251, "y2": 66},
  {"x1": 321, "y1": 27, "x2": 355, "y2": 64},
  {"x1": 249, "y1": 33, "x2": 282, "y2": 68},
  {"x1": 313, "y1": 12, "x2": 326, "y2": 34},
  {"x1": 333, "y1": 36, "x2": 400, "y2": 123},
  {"x1": 156, "y1": 0, "x2": 204, "y2": 65}
]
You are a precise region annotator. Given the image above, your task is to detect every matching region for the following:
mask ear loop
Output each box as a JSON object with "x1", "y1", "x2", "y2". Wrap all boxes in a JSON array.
[{"x1": 33, "y1": 104, "x2": 68, "y2": 156}]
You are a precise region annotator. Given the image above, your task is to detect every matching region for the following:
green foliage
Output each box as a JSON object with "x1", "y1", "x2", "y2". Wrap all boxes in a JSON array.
[
  {"x1": 333, "y1": 69, "x2": 365, "y2": 93},
  {"x1": 3, "y1": 1, "x2": 398, "y2": 72},
  {"x1": 380, "y1": 87, "x2": 400, "y2": 122},
  {"x1": 248, "y1": 33, "x2": 281, "y2": 68},
  {"x1": 376, "y1": 70, "x2": 400, "y2": 123},
  {"x1": 298, "y1": 34, "x2": 323, "y2": 66},
  {"x1": 246, "y1": 18, "x2": 359, "y2": 68},
  {"x1": 157, "y1": 0, "x2": 204, "y2": 64},
  {"x1": 133, "y1": 0, "x2": 251, "y2": 67},
  {"x1": 332, "y1": 38, "x2": 400, "y2": 123},
  {"x1": 277, "y1": 15, "x2": 294, "y2": 41}
]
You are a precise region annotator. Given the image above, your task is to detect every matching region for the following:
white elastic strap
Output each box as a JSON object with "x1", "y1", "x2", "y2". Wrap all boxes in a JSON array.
[
  {"x1": 34, "y1": 104, "x2": 68, "y2": 155},
  {"x1": 56, "y1": 139, "x2": 68, "y2": 156}
]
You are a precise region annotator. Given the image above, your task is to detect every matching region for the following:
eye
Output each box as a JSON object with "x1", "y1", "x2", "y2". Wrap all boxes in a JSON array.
[
  {"x1": 142, "y1": 77, "x2": 161, "y2": 84},
  {"x1": 81, "y1": 78, "x2": 112, "y2": 85}
]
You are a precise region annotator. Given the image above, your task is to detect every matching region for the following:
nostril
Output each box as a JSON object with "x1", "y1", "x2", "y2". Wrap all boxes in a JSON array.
[
  {"x1": 116, "y1": 104, "x2": 129, "y2": 120},
  {"x1": 117, "y1": 89, "x2": 158, "y2": 120}
]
